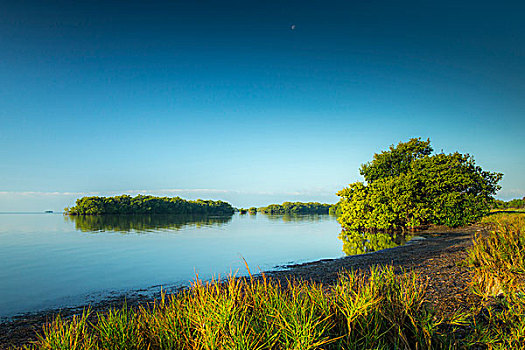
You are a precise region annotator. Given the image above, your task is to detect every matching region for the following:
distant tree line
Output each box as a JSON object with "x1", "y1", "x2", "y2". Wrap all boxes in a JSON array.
[
  {"x1": 64, "y1": 195, "x2": 235, "y2": 216},
  {"x1": 237, "y1": 207, "x2": 257, "y2": 214},
  {"x1": 492, "y1": 197, "x2": 525, "y2": 209},
  {"x1": 258, "y1": 202, "x2": 333, "y2": 214}
]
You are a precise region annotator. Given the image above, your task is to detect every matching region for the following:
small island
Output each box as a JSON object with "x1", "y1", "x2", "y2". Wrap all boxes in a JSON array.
[{"x1": 64, "y1": 195, "x2": 235, "y2": 216}]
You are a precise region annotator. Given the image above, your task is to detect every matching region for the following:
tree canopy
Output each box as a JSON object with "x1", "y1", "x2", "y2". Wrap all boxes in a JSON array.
[
  {"x1": 64, "y1": 195, "x2": 235, "y2": 216},
  {"x1": 359, "y1": 138, "x2": 433, "y2": 183},
  {"x1": 337, "y1": 138, "x2": 503, "y2": 230}
]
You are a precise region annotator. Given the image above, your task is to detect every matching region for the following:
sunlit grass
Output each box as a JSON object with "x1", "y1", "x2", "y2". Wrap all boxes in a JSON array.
[
  {"x1": 459, "y1": 213, "x2": 525, "y2": 348},
  {"x1": 472, "y1": 213, "x2": 525, "y2": 296},
  {"x1": 23, "y1": 266, "x2": 443, "y2": 350},
  {"x1": 31, "y1": 310, "x2": 96, "y2": 350},
  {"x1": 488, "y1": 208, "x2": 525, "y2": 215}
]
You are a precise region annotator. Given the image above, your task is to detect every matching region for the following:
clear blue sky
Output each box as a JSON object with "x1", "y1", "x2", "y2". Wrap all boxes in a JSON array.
[{"x1": 1, "y1": 0, "x2": 524, "y2": 211}]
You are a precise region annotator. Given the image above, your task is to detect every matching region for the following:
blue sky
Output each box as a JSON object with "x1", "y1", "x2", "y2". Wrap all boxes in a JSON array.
[{"x1": 1, "y1": 0, "x2": 524, "y2": 211}]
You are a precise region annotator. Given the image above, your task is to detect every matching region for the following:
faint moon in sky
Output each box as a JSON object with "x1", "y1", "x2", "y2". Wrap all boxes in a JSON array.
[{"x1": 291, "y1": 24, "x2": 296, "y2": 30}]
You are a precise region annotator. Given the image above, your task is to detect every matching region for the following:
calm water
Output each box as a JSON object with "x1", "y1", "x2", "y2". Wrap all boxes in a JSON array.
[{"x1": 0, "y1": 213, "x2": 345, "y2": 318}]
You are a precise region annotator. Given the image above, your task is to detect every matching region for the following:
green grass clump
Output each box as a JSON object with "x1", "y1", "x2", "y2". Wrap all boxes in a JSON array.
[
  {"x1": 331, "y1": 267, "x2": 439, "y2": 349},
  {"x1": 95, "y1": 304, "x2": 143, "y2": 350},
  {"x1": 461, "y1": 294, "x2": 525, "y2": 350},
  {"x1": 23, "y1": 266, "x2": 443, "y2": 350},
  {"x1": 471, "y1": 213, "x2": 525, "y2": 296},
  {"x1": 32, "y1": 310, "x2": 96, "y2": 350},
  {"x1": 458, "y1": 213, "x2": 525, "y2": 349}
]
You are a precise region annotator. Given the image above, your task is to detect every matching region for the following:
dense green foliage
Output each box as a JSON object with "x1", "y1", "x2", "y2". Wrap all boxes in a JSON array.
[
  {"x1": 237, "y1": 208, "x2": 257, "y2": 214},
  {"x1": 337, "y1": 138, "x2": 502, "y2": 230},
  {"x1": 64, "y1": 195, "x2": 235, "y2": 216},
  {"x1": 359, "y1": 138, "x2": 434, "y2": 183},
  {"x1": 492, "y1": 197, "x2": 525, "y2": 209},
  {"x1": 258, "y1": 202, "x2": 332, "y2": 214},
  {"x1": 328, "y1": 201, "x2": 342, "y2": 216},
  {"x1": 65, "y1": 214, "x2": 232, "y2": 233}
]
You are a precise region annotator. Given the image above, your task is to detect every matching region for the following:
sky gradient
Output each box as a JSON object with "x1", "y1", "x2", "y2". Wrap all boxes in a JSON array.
[{"x1": 1, "y1": 0, "x2": 524, "y2": 211}]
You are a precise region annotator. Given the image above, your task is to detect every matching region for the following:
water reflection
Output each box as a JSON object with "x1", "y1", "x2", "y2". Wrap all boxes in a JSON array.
[
  {"x1": 262, "y1": 213, "x2": 335, "y2": 223},
  {"x1": 339, "y1": 230, "x2": 412, "y2": 256},
  {"x1": 65, "y1": 214, "x2": 233, "y2": 233}
]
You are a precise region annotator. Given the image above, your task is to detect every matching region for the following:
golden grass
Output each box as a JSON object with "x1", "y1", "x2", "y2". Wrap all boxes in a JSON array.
[
  {"x1": 457, "y1": 213, "x2": 525, "y2": 349},
  {"x1": 472, "y1": 213, "x2": 525, "y2": 297},
  {"x1": 23, "y1": 267, "x2": 443, "y2": 350}
]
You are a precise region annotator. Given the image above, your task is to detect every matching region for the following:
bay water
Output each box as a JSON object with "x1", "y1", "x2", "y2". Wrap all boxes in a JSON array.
[{"x1": 0, "y1": 213, "x2": 343, "y2": 318}]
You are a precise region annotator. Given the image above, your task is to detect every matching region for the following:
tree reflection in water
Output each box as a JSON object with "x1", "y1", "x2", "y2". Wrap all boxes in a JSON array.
[
  {"x1": 65, "y1": 214, "x2": 233, "y2": 233},
  {"x1": 262, "y1": 213, "x2": 335, "y2": 223},
  {"x1": 339, "y1": 230, "x2": 412, "y2": 256}
]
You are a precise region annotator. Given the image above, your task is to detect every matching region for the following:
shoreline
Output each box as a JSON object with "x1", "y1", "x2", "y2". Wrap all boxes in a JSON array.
[
  {"x1": 0, "y1": 224, "x2": 483, "y2": 349},
  {"x1": 267, "y1": 224, "x2": 483, "y2": 316}
]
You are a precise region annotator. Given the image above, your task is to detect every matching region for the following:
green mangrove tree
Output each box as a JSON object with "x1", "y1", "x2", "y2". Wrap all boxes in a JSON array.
[{"x1": 337, "y1": 138, "x2": 502, "y2": 231}]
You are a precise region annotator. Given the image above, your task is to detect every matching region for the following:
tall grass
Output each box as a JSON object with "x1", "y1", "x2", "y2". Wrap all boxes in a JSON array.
[
  {"x1": 24, "y1": 266, "x2": 443, "y2": 350},
  {"x1": 461, "y1": 213, "x2": 525, "y2": 349},
  {"x1": 31, "y1": 310, "x2": 96, "y2": 350},
  {"x1": 471, "y1": 213, "x2": 525, "y2": 296}
]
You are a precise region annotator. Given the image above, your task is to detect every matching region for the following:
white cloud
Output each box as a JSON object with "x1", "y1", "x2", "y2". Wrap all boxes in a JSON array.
[
  {"x1": 0, "y1": 191, "x2": 90, "y2": 196},
  {"x1": 0, "y1": 189, "x2": 231, "y2": 197}
]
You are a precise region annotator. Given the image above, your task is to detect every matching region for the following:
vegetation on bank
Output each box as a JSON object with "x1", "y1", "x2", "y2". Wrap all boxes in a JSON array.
[
  {"x1": 64, "y1": 195, "x2": 235, "y2": 216},
  {"x1": 24, "y1": 267, "x2": 443, "y2": 350},
  {"x1": 492, "y1": 197, "x2": 525, "y2": 210},
  {"x1": 237, "y1": 207, "x2": 257, "y2": 214},
  {"x1": 238, "y1": 203, "x2": 336, "y2": 215},
  {"x1": 460, "y1": 212, "x2": 525, "y2": 348},
  {"x1": 258, "y1": 202, "x2": 332, "y2": 214},
  {"x1": 336, "y1": 138, "x2": 502, "y2": 231},
  {"x1": 470, "y1": 213, "x2": 525, "y2": 296},
  {"x1": 328, "y1": 201, "x2": 342, "y2": 216}
]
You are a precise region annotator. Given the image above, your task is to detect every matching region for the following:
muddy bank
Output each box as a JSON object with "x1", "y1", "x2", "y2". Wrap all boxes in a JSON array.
[
  {"x1": 267, "y1": 224, "x2": 484, "y2": 315},
  {"x1": 0, "y1": 224, "x2": 483, "y2": 349}
]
